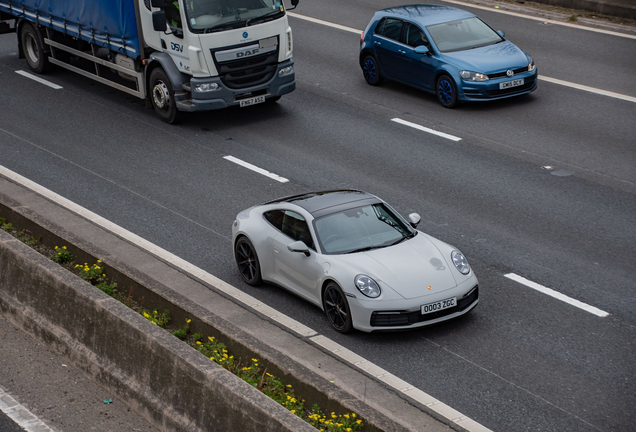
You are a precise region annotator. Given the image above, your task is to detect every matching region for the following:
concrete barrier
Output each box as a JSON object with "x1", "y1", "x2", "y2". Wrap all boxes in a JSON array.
[{"x1": 0, "y1": 229, "x2": 316, "y2": 432}]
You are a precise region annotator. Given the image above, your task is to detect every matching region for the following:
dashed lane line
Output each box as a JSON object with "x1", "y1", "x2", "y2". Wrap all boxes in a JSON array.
[
  {"x1": 392, "y1": 118, "x2": 463, "y2": 141},
  {"x1": 15, "y1": 70, "x2": 62, "y2": 89},
  {"x1": 223, "y1": 155, "x2": 289, "y2": 183},
  {"x1": 504, "y1": 273, "x2": 610, "y2": 317}
]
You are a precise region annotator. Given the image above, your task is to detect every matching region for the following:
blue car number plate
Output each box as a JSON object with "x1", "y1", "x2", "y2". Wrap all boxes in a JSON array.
[
  {"x1": 421, "y1": 297, "x2": 456, "y2": 315},
  {"x1": 240, "y1": 95, "x2": 266, "y2": 107},
  {"x1": 500, "y1": 78, "x2": 524, "y2": 90}
]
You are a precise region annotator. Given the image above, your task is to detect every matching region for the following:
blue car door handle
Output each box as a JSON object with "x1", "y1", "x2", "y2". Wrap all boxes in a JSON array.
[
  {"x1": 398, "y1": 49, "x2": 406, "y2": 54},
  {"x1": 374, "y1": 41, "x2": 381, "y2": 45}
]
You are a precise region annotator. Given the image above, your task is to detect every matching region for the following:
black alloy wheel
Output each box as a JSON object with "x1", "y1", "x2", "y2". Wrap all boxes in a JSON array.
[
  {"x1": 235, "y1": 237, "x2": 262, "y2": 286},
  {"x1": 323, "y1": 282, "x2": 353, "y2": 333}
]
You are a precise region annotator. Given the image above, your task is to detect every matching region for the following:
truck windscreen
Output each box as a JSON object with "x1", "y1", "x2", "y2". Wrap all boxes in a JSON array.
[{"x1": 185, "y1": 0, "x2": 285, "y2": 33}]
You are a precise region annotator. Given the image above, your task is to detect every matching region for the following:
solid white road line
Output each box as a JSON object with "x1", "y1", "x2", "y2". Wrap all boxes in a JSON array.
[
  {"x1": 392, "y1": 118, "x2": 463, "y2": 141},
  {"x1": 504, "y1": 273, "x2": 610, "y2": 317},
  {"x1": 288, "y1": 13, "x2": 636, "y2": 103},
  {"x1": 223, "y1": 155, "x2": 289, "y2": 183},
  {"x1": 0, "y1": 388, "x2": 55, "y2": 432},
  {"x1": 15, "y1": 70, "x2": 62, "y2": 89},
  {"x1": 0, "y1": 164, "x2": 491, "y2": 432}
]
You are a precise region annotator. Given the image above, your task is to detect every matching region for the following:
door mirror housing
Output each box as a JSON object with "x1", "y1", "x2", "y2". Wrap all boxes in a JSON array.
[
  {"x1": 408, "y1": 213, "x2": 421, "y2": 229},
  {"x1": 288, "y1": 0, "x2": 299, "y2": 10},
  {"x1": 414, "y1": 45, "x2": 429, "y2": 55},
  {"x1": 152, "y1": 11, "x2": 167, "y2": 32},
  {"x1": 288, "y1": 240, "x2": 310, "y2": 256},
  {"x1": 497, "y1": 30, "x2": 505, "y2": 38}
]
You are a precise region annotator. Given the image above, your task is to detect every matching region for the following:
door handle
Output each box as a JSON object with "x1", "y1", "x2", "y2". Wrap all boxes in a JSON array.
[
  {"x1": 374, "y1": 41, "x2": 381, "y2": 45},
  {"x1": 398, "y1": 49, "x2": 406, "y2": 54}
]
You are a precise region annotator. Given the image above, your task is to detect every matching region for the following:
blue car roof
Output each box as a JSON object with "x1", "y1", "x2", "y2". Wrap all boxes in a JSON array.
[{"x1": 378, "y1": 4, "x2": 475, "y2": 27}]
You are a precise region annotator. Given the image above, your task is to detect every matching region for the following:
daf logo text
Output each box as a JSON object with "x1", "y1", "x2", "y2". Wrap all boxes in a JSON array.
[{"x1": 237, "y1": 48, "x2": 259, "y2": 58}]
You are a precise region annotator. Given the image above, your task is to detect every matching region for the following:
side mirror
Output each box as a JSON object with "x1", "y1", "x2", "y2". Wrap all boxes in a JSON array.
[
  {"x1": 414, "y1": 46, "x2": 429, "y2": 55},
  {"x1": 152, "y1": 11, "x2": 167, "y2": 32},
  {"x1": 497, "y1": 30, "x2": 505, "y2": 38},
  {"x1": 408, "y1": 213, "x2": 421, "y2": 229},
  {"x1": 288, "y1": 0, "x2": 299, "y2": 10},
  {"x1": 151, "y1": 0, "x2": 165, "y2": 7},
  {"x1": 287, "y1": 240, "x2": 310, "y2": 256}
]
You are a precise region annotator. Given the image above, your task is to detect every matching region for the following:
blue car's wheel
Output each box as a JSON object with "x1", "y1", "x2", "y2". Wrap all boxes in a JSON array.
[
  {"x1": 362, "y1": 55, "x2": 383, "y2": 86},
  {"x1": 436, "y1": 74, "x2": 458, "y2": 108}
]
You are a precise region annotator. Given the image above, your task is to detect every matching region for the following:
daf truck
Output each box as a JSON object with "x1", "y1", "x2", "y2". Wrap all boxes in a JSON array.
[{"x1": 0, "y1": 0, "x2": 298, "y2": 123}]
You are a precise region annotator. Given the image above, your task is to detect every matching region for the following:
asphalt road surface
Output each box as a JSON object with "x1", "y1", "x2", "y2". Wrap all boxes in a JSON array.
[{"x1": 0, "y1": 1, "x2": 635, "y2": 431}]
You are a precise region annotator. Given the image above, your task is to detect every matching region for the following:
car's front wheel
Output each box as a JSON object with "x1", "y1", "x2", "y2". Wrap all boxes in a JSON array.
[
  {"x1": 362, "y1": 55, "x2": 384, "y2": 86},
  {"x1": 436, "y1": 74, "x2": 458, "y2": 108},
  {"x1": 235, "y1": 237, "x2": 262, "y2": 286},
  {"x1": 323, "y1": 282, "x2": 353, "y2": 333}
]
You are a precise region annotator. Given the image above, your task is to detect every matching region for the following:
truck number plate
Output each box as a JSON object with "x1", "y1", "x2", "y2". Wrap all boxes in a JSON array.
[{"x1": 240, "y1": 96, "x2": 266, "y2": 107}]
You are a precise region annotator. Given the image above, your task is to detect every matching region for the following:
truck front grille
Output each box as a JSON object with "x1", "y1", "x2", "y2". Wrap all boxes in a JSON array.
[{"x1": 212, "y1": 42, "x2": 279, "y2": 90}]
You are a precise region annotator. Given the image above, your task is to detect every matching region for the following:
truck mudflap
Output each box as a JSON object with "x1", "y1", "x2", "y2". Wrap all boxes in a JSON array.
[{"x1": 177, "y1": 59, "x2": 295, "y2": 112}]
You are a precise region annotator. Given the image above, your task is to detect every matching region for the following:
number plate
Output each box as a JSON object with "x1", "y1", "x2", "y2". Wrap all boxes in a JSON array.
[
  {"x1": 239, "y1": 95, "x2": 266, "y2": 107},
  {"x1": 500, "y1": 78, "x2": 524, "y2": 90},
  {"x1": 421, "y1": 297, "x2": 456, "y2": 315}
]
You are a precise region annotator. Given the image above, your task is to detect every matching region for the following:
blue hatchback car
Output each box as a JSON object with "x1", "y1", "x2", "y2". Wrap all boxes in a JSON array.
[{"x1": 359, "y1": 4, "x2": 538, "y2": 107}]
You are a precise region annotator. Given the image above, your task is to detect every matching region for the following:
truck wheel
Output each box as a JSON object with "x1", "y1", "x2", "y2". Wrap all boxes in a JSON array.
[
  {"x1": 20, "y1": 23, "x2": 51, "y2": 74},
  {"x1": 149, "y1": 68, "x2": 182, "y2": 124}
]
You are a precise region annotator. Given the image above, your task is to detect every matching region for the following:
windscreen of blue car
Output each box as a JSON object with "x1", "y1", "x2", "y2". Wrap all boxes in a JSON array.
[
  {"x1": 314, "y1": 203, "x2": 414, "y2": 255},
  {"x1": 426, "y1": 17, "x2": 503, "y2": 53}
]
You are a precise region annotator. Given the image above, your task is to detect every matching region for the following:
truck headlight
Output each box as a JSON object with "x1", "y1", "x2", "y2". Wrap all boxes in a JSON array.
[
  {"x1": 459, "y1": 70, "x2": 489, "y2": 81},
  {"x1": 278, "y1": 65, "x2": 294, "y2": 77},
  {"x1": 194, "y1": 83, "x2": 220, "y2": 92}
]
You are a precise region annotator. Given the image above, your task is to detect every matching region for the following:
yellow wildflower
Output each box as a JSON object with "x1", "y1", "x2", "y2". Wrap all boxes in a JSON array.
[
  {"x1": 62, "y1": 246, "x2": 67, "y2": 249},
  {"x1": 196, "y1": 341, "x2": 202, "y2": 345},
  {"x1": 97, "y1": 259, "x2": 100, "y2": 262},
  {"x1": 55, "y1": 246, "x2": 58, "y2": 250}
]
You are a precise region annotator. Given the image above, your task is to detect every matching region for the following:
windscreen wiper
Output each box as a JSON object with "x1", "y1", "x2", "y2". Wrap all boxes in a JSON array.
[
  {"x1": 247, "y1": 10, "x2": 284, "y2": 26},
  {"x1": 204, "y1": 20, "x2": 246, "y2": 33}
]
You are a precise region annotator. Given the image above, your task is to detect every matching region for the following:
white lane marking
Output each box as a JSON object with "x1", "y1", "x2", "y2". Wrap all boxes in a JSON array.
[
  {"x1": 15, "y1": 70, "x2": 63, "y2": 89},
  {"x1": 504, "y1": 273, "x2": 609, "y2": 317},
  {"x1": 539, "y1": 76, "x2": 636, "y2": 104},
  {"x1": 441, "y1": 0, "x2": 636, "y2": 40},
  {"x1": 288, "y1": 13, "x2": 636, "y2": 103},
  {"x1": 392, "y1": 118, "x2": 462, "y2": 141},
  {"x1": 223, "y1": 155, "x2": 289, "y2": 183},
  {"x1": 0, "y1": 388, "x2": 55, "y2": 432},
  {"x1": 287, "y1": 12, "x2": 360, "y2": 34},
  {"x1": 0, "y1": 164, "x2": 490, "y2": 432}
]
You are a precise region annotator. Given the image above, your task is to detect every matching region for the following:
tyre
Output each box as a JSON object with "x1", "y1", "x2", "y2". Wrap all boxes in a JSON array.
[
  {"x1": 323, "y1": 282, "x2": 353, "y2": 333},
  {"x1": 20, "y1": 23, "x2": 50, "y2": 74},
  {"x1": 234, "y1": 237, "x2": 262, "y2": 286},
  {"x1": 149, "y1": 67, "x2": 183, "y2": 124},
  {"x1": 362, "y1": 55, "x2": 383, "y2": 86},
  {"x1": 436, "y1": 74, "x2": 457, "y2": 108}
]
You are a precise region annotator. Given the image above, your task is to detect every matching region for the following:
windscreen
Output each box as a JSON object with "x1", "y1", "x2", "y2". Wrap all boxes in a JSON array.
[
  {"x1": 185, "y1": 0, "x2": 285, "y2": 33},
  {"x1": 426, "y1": 17, "x2": 503, "y2": 53},
  {"x1": 314, "y1": 203, "x2": 414, "y2": 255}
]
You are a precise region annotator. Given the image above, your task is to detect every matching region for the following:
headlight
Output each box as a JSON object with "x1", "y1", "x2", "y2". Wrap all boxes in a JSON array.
[
  {"x1": 459, "y1": 70, "x2": 489, "y2": 81},
  {"x1": 278, "y1": 65, "x2": 294, "y2": 77},
  {"x1": 354, "y1": 275, "x2": 381, "y2": 298},
  {"x1": 528, "y1": 57, "x2": 535, "y2": 72},
  {"x1": 194, "y1": 83, "x2": 219, "y2": 92},
  {"x1": 451, "y1": 251, "x2": 470, "y2": 275}
]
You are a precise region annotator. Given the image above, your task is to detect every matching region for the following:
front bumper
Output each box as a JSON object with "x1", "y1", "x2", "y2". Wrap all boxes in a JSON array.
[
  {"x1": 457, "y1": 69, "x2": 538, "y2": 102},
  {"x1": 176, "y1": 59, "x2": 295, "y2": 112},
  {"x1": 348, "y1": 273, "x2": 479, "y2": 332}
]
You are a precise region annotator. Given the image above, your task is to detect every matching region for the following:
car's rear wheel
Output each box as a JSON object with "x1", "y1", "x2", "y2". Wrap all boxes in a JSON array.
[
  {"x1": 323, "y1": 282, "x2": 353, "y2": 333},
  {"x1": 362, "y1": 55, "x2": 383, "y2": 86},
  {"x1": 235, "y1": 237, "x2": 262, "y2": 286},
  {"x1": 436, "y1": 74, "x2": 457, "y2": 108}
]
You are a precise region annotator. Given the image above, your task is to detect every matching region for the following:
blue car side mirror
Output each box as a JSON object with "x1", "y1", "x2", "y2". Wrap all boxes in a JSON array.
[
  {"x1": 414, "y1": 46, "x2": 429, "y2": 55},
  {"x1": 497, "y1": 30, "x2": 505, "y2": 38}
]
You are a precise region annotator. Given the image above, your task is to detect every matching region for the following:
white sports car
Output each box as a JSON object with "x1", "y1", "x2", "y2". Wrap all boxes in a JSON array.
[{"x1": 232, "y1": 190, "x2": 479, "y2": 333}]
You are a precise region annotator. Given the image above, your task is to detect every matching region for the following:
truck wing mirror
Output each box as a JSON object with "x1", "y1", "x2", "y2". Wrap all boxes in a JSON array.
[
  {"x1": 152, "y1": 11, "x2": 167, "y2": 32},
  {"x1": 288, "y1": 0, "x2": 299, "y2": 11},
  {"x1": 151, "y1": 0, "x2": 165, "y2": 7}
]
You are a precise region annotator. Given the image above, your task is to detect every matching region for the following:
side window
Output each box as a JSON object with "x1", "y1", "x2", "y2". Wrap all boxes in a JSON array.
[
  {"x1": 404, "y1": 22, "x2": 428, "y2": 47},
  {"x1": 374, "y1": 18, "x2": 386, "y2": 36},
  {"x1": 281, "y1": 211, "x2": 315, "y2": 250},
  {"x1": 165, "y1": 1, "x2": 182, "y2": 29},
  {"x1": 263, "y1": 210, "x2": 285, "y2": 231},
  {"x1": 380, "y1": 18, "x2": 403, "y2": 42}
]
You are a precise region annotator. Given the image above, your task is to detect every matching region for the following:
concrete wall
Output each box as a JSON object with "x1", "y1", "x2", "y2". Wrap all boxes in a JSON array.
[
  {"x1": 527, "y1": 0, "x2": 636, "y2": 20},
  {"x1": 0, "y1": 229, "x2": 316, "y2": 432}
]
